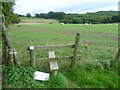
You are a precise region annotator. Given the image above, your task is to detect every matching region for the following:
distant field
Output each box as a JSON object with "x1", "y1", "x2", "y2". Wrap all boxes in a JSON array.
[
  {"x1": 19, "y1": 17, "x2": 59, "y2": 24},
  {"x1": 9, "y1": 24, "x2": 118, "y2": 64},
  {"x1": 5, "y1": 23, "x2": 119, "y2": 88}
]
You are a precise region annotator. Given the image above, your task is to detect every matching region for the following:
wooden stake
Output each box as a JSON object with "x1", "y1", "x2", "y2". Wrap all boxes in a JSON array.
[
  {"x1": 13, "y1": 49, "x2": 20, "y2": 66},
  {"x1": 71, "y1": 33, "x2": 80, "y2": 68},
  {"x1": 114, "y1": 48, "x2": 120, "y2": 60},
  {"x1": 30, "y1": 46, "x2": 35, "y2": 68}
]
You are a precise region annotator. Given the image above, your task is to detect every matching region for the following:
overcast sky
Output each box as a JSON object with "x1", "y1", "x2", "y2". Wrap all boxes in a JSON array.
[{"x1": 14, "y1": 0, "x2": 119, "y2": 15}]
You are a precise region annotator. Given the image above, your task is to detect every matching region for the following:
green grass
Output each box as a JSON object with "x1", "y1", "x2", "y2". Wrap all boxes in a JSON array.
[
  {"x1": 3, "y1": 23, "x2": 119, "y2": 88},
  {"x1": 3, "y1": 65, "x2": 119, "y2": 88}
]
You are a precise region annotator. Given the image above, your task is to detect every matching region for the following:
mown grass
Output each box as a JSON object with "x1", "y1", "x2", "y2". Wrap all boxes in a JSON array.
[{"x1": 3, "y1": 23, "x2": 119, "y2": 88}]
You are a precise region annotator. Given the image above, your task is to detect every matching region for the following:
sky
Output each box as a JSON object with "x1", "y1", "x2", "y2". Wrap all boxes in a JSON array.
[{"x1": 13, "y1": 0, "x2": 119, "y2": 15}]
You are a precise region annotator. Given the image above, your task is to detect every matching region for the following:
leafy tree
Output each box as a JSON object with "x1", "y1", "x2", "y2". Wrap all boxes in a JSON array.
[
  {"x1": 39, "y1": 13, "x2": 48, "y2": 19},
  {"x1": 72, "y1": 18, "x2": 80, "y2": 24},
  {"x1": 1, "y1": 2, "x2": 19, "y2": 27},
  {"x1": 48, "y1": 11, "x2": 65, "y2": 20},
  {"x1": 26, "y1": 13, "x2": 31, "y2": 17},
  {"x1": 112, "y1": 15, "x2": 119, "y2": 23},
  {"x1": 35, "y1": 13, "x2": 40, "y2": 18},
  {"x1": 11, "y1": 13, "x2": 20, "y2": 23},
  {"x1": 60, "y1": 19, "x2": 70, "y2": 24}
]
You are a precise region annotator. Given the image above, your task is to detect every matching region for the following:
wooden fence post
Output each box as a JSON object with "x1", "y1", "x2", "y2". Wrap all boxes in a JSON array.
[
  {"x1": 114, "y1": 48, "x2": 120, "y2": 60},
  {"x1": 9, "y1": 48, "x2": 14, "y2": 65},
  {"x1": 29, "y1": 46, "x2": 35, "y2": 68},
  {"x1": 71, "y1": 33, "x2": 80, "y2": 68},
  {"x1": 13, "y1": 49, "x2": 20, "y2": 66}
]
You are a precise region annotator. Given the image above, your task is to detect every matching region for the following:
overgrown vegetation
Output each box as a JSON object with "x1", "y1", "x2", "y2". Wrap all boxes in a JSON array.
[{"x1": 2, "y1": 64, "x2": 119, "y2": 88}]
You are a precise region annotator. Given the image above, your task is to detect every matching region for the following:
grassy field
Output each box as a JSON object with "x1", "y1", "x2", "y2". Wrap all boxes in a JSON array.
[{"x1": 3, "y1": 22, "x2": 119, "y2": 88}]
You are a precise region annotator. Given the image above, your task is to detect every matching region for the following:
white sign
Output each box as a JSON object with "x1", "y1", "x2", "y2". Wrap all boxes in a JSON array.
[{"x1": 34, "y1": 71, "x2": 50, "y2": 81}]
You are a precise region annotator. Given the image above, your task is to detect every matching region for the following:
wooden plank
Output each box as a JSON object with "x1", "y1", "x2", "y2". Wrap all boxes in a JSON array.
[
  {"x1": 71, "y1": 33, "x2": 80, "y2": 68},
  {"x1": 49, "y1": 51, "x2": 55, "y2": 58},
  {"x1": 33, "y1": 45, "x2": 74, "y2": 50},
  {"x1": 49, "y1": 51, "x2": 59, "y2": 70},
  {"x1": 49, "y1": 51, "x2": 59, "y2": 77},
  {"x1": 50, "y1": 61, "x2": 59, "y2": 71}
]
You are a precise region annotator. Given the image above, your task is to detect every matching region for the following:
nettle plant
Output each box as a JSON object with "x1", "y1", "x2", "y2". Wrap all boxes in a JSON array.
[{"x1": 3, "y1": 65, "x2": 46, "y2": 88}]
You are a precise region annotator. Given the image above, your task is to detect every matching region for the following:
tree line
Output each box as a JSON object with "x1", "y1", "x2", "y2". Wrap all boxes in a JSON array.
[
  {"x1": 1, "y1": 1, "x2": 119, "y2": 27},
  {"x1": 22, "y1": 11, "x2": 120, "y2": 24}
]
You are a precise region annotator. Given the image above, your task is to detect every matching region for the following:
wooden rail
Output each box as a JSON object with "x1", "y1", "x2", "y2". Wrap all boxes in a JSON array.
[{"x1": 33, "y1": 45, "x2": 74, "y2": 50}]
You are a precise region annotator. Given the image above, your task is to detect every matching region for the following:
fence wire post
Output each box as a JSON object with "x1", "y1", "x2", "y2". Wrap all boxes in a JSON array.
[{"x1": 71, "y1": 33, "x2": 80, "y2": 68}]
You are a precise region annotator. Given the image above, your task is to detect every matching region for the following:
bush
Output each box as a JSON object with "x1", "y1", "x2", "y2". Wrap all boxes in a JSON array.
[
  {"x1": 11, "y1": 13, "x2": 20, "y2": 24},
  {"x1": 71, "y1": 18, "x2": 80, "y2": 24},
  {"x1": 60, "y1": 19, "x2": 70, "y2": 24}
]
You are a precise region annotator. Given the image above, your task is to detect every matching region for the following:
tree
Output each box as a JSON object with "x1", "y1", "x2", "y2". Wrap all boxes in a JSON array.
[
  {"x1": 48, "y1": 11, "x2": 54, "y2": 19},
  {"x1": 26, "y1": 13, "x2": 31, "y2": 17},
  {"x1": 1, "y1": 2, "x2": 20, "y2": 27},
  {"x1": 35, "y1": 13, "x2": 40, "y2": 18},
  {"x1": 112, "y1": 15, "x2": 119, "y2": 23},
  {"x1": 72, "y1": 18, "x2": 80, "y2": 24},
  {"x1": 48, "y1": 11, "x2": 65, "y2": 20},
  {"x1": 11, "y1": 13, "x2": 20, "y2": 23}
]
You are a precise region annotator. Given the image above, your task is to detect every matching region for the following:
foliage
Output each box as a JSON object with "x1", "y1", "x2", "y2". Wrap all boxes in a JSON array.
[
  {"x1": 11, "y1": 13, "x2": 20, "y2": 23},
  {"x1": 1, "y1": 2, "x2": 20, "y2": 27},
  {"x1": 49, "y1": 72, "x2": 68, "y2": 88},
  {"x1": 3, "y1": 65, "x2": 46, "y2": 88},
  {"x1": 26, "y1": 13, "x2": 31, "y2": 17},
  {"x1": 34, "y1": 12, "x2": 65, "y2": 20},
  {"x1": 2, "y1": 64, "x2": 119, "y2": 88},
  {"x1": 33, "y1": 11, "x2": 119, "y2": 24}
]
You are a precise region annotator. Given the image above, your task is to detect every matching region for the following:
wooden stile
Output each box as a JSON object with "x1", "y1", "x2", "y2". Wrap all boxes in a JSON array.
[
  {"x1": 49, "y1": 51, "x2": 59, "y2": 76},
  {"x1": 28, "y1": 33, "x2": 80, "y2": 69}
]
